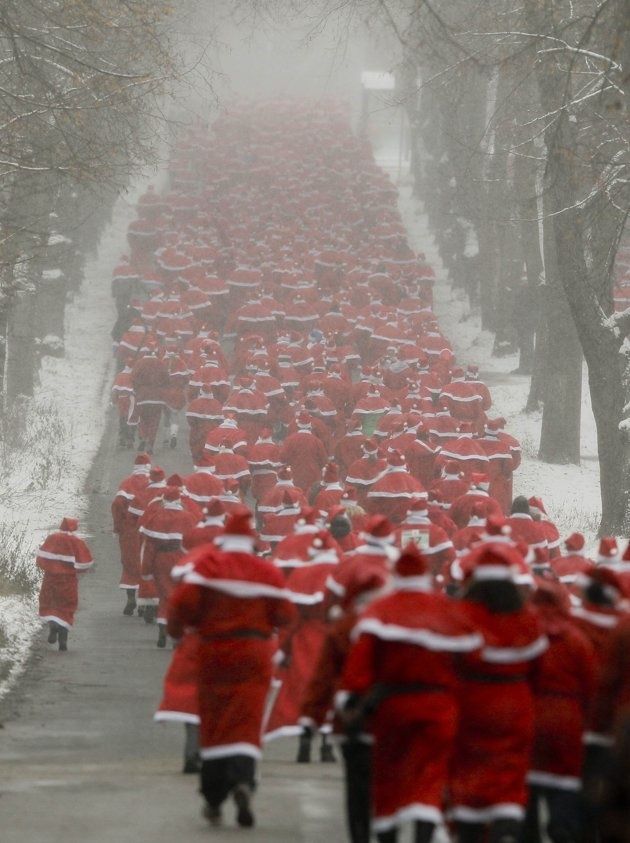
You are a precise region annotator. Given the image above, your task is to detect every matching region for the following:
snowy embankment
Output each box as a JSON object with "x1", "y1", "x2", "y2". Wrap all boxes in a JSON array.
[
  {"x1": 0, "y1": 177, "x2": 153, "y2": 701},
  {"x1": 394, "y1": 180, "x2": 602, "y2": 541}
]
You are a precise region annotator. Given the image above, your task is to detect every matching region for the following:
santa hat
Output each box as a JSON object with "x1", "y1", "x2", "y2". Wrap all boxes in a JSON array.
[
  {"x1": 362, "y1": 514, "x2": 394, "y2": 544},
  {"x1": 307, "y1": 530, "x2": 338, "y2": 561},
  {"x1": 483, "y1": 514, "x2": 512, "y2": 542},
  {"x1": 60, "y1": 517, "x2": 78, "y2": 533},
  {"x1": 322, "y1": 462, "x2": 339, "y2": 484},
  {"x1": 451, "y1": 367, "x2": 465, "y2": 380},
  {"x1": 163, "y1": 486, "x2": 181, "y2": 503},
  {"x1": 167, "y1": 473, "x2": 184, "y2": 488},
  {"x1": 134, "y1": 452, "x2": 151, "y2": 467},
  {"x1": 458, "y1": 422, "x2": 474, "y2": 436},
  {"x1": 257, "y1": 428, "x2": 273, "y2": 443},
  {"x1": 528, "y1": 496, "x2": 547, "y2": 517},
  {"x1": 363, "y1": 438, "x2": 379, "y2": 455},
  {"x1": 597, "y1": 536, "x2": 620, "y2": 564},
  {"x1": 281, "y1": 489, "x2": 299, "y2": 510},
  {"x1": 470, "y1": 543, "x2": 523, "y2": 581},
  {"x1": 219, "y1": 507, "x2": 256, "y2": 551},
  {"x1": 296, "y1": 506, "x2": 319, "y2": 527},
  {"x1": 443, "y1": 460, "x2": 461, "y2": 478},
  {"x1": 296, "y1": 410, "x2": 312, "y2": 429},
  {"x1": 582, "y1": 566, "x2": 623, "y2": 603},
  {"x1": 196, "y1": 454, "x2": 215, "y2": 469},
  {"x1": 277, "y1": 466, "x2": 293, "y2": 482},
  {"x1": 564, "y1": 532, "x2": 585, "y2": 554},
  {"x1": 387, "y1": 449, "x2": 406, "y2": 468},
  {"x1": 204, "y1": 498, "x2": 225, "y2": 518},
  {"x1": 468, "y1": 502, "x2": 487, "y2": 527},
  {"x1": 343, "y1": 569, "x2": 388, "y2": 610},
  {"x1": 470, "y1": 473, "x2": 490, "y2": 491},
  {"x1": 394, "y1": 542, "x2": 431, "y2": 584},
  {"x1": 149, "y1": 466, "x2": 166, "y2": 483},
  {"x1": 466, "y1": 364, "x2": 479, "y2": 376}
]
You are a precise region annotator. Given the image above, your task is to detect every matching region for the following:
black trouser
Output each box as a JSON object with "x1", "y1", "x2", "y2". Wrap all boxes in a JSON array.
[
  {"x1": 341, "y1": 740, "x2": 371, "y2": 843},
  {"x1": 200, "y1": 754, "x2": 256, "y2": 809},
  {"x1": 525, "y1": 785, "x2": 582, "y2": 843},
  {"x1": 457, "y1": 819, "x2": 523, "y2": 843}
]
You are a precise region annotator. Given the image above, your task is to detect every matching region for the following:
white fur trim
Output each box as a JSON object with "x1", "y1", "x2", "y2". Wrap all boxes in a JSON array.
[
  {"x1": 352, "y1": 617, "x2": 482, "y2": 652},
  {"x1": 482, "y1": 636, "x2": 548, "y2": 664},
  {"x1": 527, "y1": 771, "x2": 581, "y2": 791},
  {"x1": 373, "y1": 803, "x2": 443, "y2": 832},
  {"x1": 199, "y1": 743, "x2": 261, "y2": 760},
  {"x1": 153, "y1": 711, "x2": 200, "y2": 725},
  {"x1": 449, "y1": 804, "x2": 525, "y2": 822}
]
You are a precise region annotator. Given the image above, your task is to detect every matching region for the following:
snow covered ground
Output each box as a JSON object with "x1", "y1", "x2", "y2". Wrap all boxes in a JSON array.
[
  {"x1": 0, "y1": 175, "x2": 159, "y2": 702},
  {"x1": 392, "y1": 170, "x2": 602, "y2": 542}
]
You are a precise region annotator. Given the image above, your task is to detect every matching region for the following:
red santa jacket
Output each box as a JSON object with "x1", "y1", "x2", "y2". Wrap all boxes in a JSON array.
[
  {"x1": 280, "y1": 429, "x2": 328, "y2": 493},
  {"x1": 450, "y1": 490, "x2": 503, "y2": 530},
  {"x1": 366, "y1": 467, "x2": 425, "y2": 524}
]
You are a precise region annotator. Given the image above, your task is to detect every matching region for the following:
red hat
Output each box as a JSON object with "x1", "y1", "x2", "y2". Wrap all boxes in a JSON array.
[
  {"x1": 223, "y1": 507, "x2": 256, "y2": 538},
  {"x1": 531, "y1": 578, "x2": 571, "y2": 614},
  {"x1": 484, "y1": 514, "x2": 511, "y2": 537},
  {"x1": 469, "y1": 502, "x2": 487, "y2": 524},
  {"x1": 134, "y1": 452, "x2": 151, "y2": 466},
  {"x1": 363, "y1": 438, "x2": 379, "y2": 454},
  {"x1": 598, "y1": 536, "x2": 619, "y2": 563},
  {"x1": 167, "y1": 473, "x2": 183, "y2": 487},
  {"x1": 458, "y1": 422, "x2": 474, "y2": 434},
  {"x1": 583, "y1": 567, "x2": 622, "y2": 602},
  {"x1": 282, "y1": 489, "x2": 297, "y2": 508},
  {"x1": 343, "y1": 569, "x2": 388, "y2": 609},
  {"x1": 60, "y1": 517, "x2": 78, "y2": 533},
  {"x1": 467, "y1": 364, "x2": 479, "y2": 375},
  {"x1": 297, "y1": 506, "x2": 319, "y2": 526},
  {"x1": 277, "y1": 466, "x2": 292, "y2": 481},
  {"x1": 322, "y1": 462, "x2": 339, "y2": 483},
  {"x1": 363, "y1": 514, "x2": 394, "y2": 541},
  {"x1": 407, "y1": 495, "x2": 429, "y2": 513},
  {"x1": 470, "y1": 473, "x2": 490, "y2": 489},
  {"x1": 296, "y1": 410, "x2": 311, "y2": 428},
  {"x1": 163, "y1": 486, "x2": 180, "y2": 502},
  {"x1": 308, "y1": 530, "x2": 337, "y2": 556},
  {"x1": 150, "y1": 466, "x2": 166, "y2": 483},
  {"x1": 528, "y1": 496, "x2": 546, "y2": 516},
  {"x1": 444, "y1": 460, "x2": 460, "y2": 476},
  {"x1": 258, "y1": 428, "x2": 273, "y2": 441},
  {"x1": 470, "y1": 543, "x2": 523, "y2": 581},
  {"x1": 387, "y1": 449, "x2": 406, "y2": 468},
  {"x1": 204, "y1": 498, "x2": 225, "y2": 518},
  {"x1": 451, "y1": 367, "x2": 465, "y2": 379},
  {"x1": 394, "y1": 542, "x2": 430, "y2": 578},
  {"x1": 565, "y1": 532, "x2": 585, "y2": 553},
  {"x1": 196, "y1": 454, "x2": 215, "y2": 468}
]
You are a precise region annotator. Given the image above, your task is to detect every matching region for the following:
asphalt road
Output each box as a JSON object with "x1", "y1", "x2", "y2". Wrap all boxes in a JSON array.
[{"x1": 0, "y1": 413, "x2": 347, "y2": 842}]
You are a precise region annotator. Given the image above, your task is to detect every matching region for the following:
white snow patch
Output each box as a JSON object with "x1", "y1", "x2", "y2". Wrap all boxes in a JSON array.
[
  {"x1": 0, "y1": 170, "x2": 161, "y2": 701},
  {"x1": 380, "y1": 162, "x2": 603, "y2": 545}
]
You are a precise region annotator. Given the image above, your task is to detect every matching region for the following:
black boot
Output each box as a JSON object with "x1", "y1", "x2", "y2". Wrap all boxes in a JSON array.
[
  {"x1": 58, "y1": 627, "x2": 68, "y2": 652},
  {"x1": 377, "y1": 830, "x2": 398, "y2": 843},
  {"x1": 320, "y1": 734, "x2": 336, "y2": 763},
  {"x1": 47, "y1": 622, "x2": 59, "y2": 644},
  {"x1": 143, "y1": 605, "x2": 156, "y2": 624},
  {"x1": 170, "y1": 434, "x2": 177, "y2": 449},
  {"x1": 296, "y1": 732, "x2": 312, "y2": 763},
  {"x1": 233, "y1": 784, "x2": 255, "y2": 828},
  {"x1": 157, "y1": 625, "x2": 167, "y2": 648},
  {"x1": 123, "y1": 589, "x2": 137, "y2": 616}
]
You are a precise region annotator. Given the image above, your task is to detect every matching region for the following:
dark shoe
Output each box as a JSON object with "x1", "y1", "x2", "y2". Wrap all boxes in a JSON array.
[
  {"x1": 137, "y1": 606, "x2": 145, "y2": 617},
  {"x1": 123, "y1": 590, "x2": 137, "y2": 616},
  {"x1": 157, "y1": 626, "x2": 167, "y2": 648},
  {"x1": 58, "y1": 628, "x2": 68, "y2": 652},
  {"x1": 143, "y1": 606, "x2": 156, "y2": 624},
  {"x1": 47, "y1": 622, "x2": 58, "y2": 644},
  {"x1": 233, "y1": 784, "x2": 255, "y2": 828},
  {"x1": 296, "y1": 733, "x2": 312, "y2": 763},
  {"x1": 170, "y1": 434, "x2": 177, "y2": 449},
  {"x1": 202, "y1": 804, "x2": 222, "y2": 827},
  {"x1": 320, "y1": 742, "x2": 336, "y2": 763},
  {"x1": 182, "y1": 759, "x2": 200, "y2": 774}
]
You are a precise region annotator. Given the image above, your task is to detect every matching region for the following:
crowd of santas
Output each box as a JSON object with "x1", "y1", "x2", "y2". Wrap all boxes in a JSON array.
[{"x1": 102, "y1": 104, "x2": 630, "y2": 840}]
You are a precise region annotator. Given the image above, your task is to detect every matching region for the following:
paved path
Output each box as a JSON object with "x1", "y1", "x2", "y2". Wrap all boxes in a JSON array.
[{"x1": 0, "y1": 416, "x2": 347, "y2": 842}]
